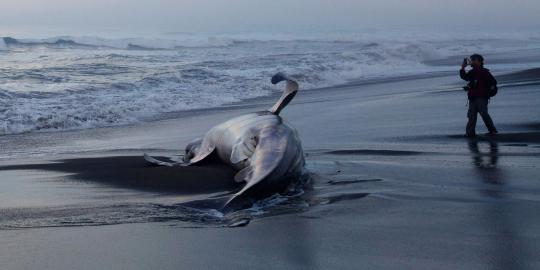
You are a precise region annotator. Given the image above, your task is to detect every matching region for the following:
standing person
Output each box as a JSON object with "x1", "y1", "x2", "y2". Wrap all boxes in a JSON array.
[{"x1": 460, "y1": 54, "x2": 498, "y2": 137}]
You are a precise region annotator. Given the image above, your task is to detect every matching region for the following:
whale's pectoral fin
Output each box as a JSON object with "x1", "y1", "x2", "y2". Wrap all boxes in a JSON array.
[
  {"x1": 187, "y1": 143, "x2": 216, "y2": 165},
  {"x1": 269, "y1": 73, "x2": 299, "y2": 115},
  {"x1": 230, "y1": 136, "x2": 257, "y2": 165},
  {"x1": 143, "y1": 153, "x2": 184, "y2": 167}
]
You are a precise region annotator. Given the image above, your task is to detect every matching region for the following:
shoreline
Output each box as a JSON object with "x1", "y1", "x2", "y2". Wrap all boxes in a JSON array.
[
  {"x1": 0, "y1": 66, "x2": 537, "y2": 147},
  {"x1": 0, "y1": 63, "x2": 536, "y2": 141}
]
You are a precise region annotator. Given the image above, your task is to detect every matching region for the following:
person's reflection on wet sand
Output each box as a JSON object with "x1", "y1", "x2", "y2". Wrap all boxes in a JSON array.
[
  {"x1": 467, "y1": 138, "x2": 525, "y2": 270},
  {"x1": 468, "y1": 139, "x2": 501, "y2": 186}
]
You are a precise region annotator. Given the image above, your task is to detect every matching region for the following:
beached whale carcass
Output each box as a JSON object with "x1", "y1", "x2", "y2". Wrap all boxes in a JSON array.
[{"x1": 147, "y1": 73, "x2": 305, "y2": 209}]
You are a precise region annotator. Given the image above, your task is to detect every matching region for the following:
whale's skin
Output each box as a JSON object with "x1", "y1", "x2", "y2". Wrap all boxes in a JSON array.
[{"x1": 183, "y1": 74, "x2": 305, "y2": 208}]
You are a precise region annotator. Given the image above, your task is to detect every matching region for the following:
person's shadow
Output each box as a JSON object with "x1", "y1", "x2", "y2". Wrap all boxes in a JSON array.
[{"x1": 467, "y1": 139, "x2": 525, "y2": 270}]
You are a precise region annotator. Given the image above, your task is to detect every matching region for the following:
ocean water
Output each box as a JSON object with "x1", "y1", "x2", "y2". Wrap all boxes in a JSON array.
[{"x1": 1, "y1": 30, "x2": 540, "y2": 135}]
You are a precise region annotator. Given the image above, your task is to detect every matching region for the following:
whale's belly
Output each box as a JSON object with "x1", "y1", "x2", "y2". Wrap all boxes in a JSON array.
[{"x1": 207, "y1": 112, "x2": 282, "y2": 170}]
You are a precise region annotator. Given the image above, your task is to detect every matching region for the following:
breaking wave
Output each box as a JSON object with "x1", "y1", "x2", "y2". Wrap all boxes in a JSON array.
[
  {"x1": 1, "y1": 33, "x2": 540, "y2": 135},
  {"x1": 2, "y1": 36, "x2": 236, "y2": 50}
]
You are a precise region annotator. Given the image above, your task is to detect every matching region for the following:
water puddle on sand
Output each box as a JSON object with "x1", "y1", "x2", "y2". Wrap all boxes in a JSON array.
[
  {"x1": 0, "y1": 191, "x2": 310, "y2": 230},
  {"x1": 0, "y1": 160, "x2": 380, "y2": 229},
  {"x1": 0, "y1": 153, "x2": 391, "y2": 230}
]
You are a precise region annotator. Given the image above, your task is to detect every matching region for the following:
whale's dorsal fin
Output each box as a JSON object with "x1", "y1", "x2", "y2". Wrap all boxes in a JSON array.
[{"x1": 269, "y1": 73, "x2": 299, "y2": 115}]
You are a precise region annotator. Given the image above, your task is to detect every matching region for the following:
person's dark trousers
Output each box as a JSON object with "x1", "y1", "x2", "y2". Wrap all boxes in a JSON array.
[{"x1": 466, "y1": 97, "x2": 497, "y2": 136}]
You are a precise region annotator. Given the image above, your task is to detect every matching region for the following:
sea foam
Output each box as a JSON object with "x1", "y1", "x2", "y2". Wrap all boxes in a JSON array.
[{"x1": 1, "y1": 32, "x2": 540, "y2": 135}]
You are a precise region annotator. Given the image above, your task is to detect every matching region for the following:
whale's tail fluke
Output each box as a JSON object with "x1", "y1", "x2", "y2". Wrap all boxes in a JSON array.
[{"x1": 269, "y1": 72, "x2": 299, "y2": 115}]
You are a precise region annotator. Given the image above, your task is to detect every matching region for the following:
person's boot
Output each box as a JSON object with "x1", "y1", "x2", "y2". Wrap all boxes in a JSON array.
[{"x1": 485, "y1": 130, "x2": 498, "y2": 136}]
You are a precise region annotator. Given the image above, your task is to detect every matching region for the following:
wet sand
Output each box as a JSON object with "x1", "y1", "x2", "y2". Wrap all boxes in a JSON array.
[{"x1": 1, "y1": 65, "x2": 540, "y2": 269}]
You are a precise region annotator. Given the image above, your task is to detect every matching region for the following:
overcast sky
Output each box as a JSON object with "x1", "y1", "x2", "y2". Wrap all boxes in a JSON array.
[{"x1": 1, "y1": 0, "x2": 539, "y2": 34}]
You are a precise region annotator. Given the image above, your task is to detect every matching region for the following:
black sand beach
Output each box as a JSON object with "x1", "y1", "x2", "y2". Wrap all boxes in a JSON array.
[{"x1": 1, "y1": 63, "x2": 540, "y2": 269}]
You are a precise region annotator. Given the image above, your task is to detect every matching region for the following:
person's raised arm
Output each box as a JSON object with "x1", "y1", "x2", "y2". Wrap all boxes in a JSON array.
[
  {"x1": 459, "y1": 58, "x2": 472, "y2": 81},
  {"x1": 460, "y1": 59, "x2": 472, "y2": 81}
]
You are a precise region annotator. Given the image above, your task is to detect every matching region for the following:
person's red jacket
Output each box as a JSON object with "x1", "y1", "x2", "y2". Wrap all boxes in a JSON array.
[{"x1": 460, "y1": 67, "x2": 497, "y2": 99}]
